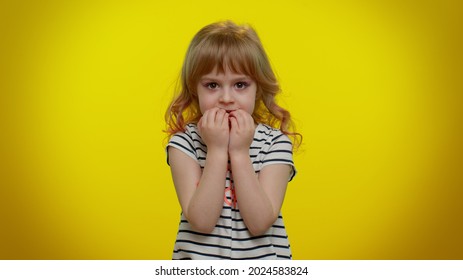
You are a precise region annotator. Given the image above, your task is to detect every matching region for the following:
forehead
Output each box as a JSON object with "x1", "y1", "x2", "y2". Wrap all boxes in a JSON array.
[{"x1": 200, "y1": 65, "x2": 251, "y2": 80}]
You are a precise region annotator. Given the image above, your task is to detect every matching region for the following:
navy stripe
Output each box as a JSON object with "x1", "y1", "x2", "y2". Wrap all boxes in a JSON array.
[
  {"x1": 175, "y1": 134, "x2": 196, "y2": 152},
  {"x1": 289, "y1": 170, "x2": 296, "y2": 181},
  {"x1": 272, "y1": 225, "x2": 285, "y2": 229},
  {"x1": 263, "y1": 158, "x2": 293, "y2": 164},
  {"x1": 276, "y1": 254, "x2": 292, "y2": 259},
  {"x1": 178, "y1": 230, "x2": 232, "y2": 240},
  {"x1": 232, "y1": 243, "x2": 273, "y2": 251},
  {"x1": 256, "y1": 130, "x2": 274, "y2": 137},
  {"x1": 273, "y1": 244, "x2": 291, "y2": 249},
  {"x1": 175, "y1": 249, "x2": 285, "y2": 260},
  {"x1": 218, "y1": 215, "x2": 244, "y2": 222},
  {"x1": 169, "y1": 141, "x2": 194, "y2": 156},
  {"x1": 179, "y1": 221, "x2": 284, "y2": 232},
  {"x1": 174, "y1": 249, "x2": 230, "y2": 259},
  {"x1": 260, "y1": 149, "x2": 293, "y2": 155},
  {"x1": 231, "y1": 253, "x2": 277, "y2": 260},
  {"x1": 192, "y1": 138, "x2": 207, "y2": 148},
  {"x1": 177, "y1": 240, "x2": 289, "y2": 252},
  {"x1": 194, "y1": 146, "x2": 207, "y2": 154},
  {"x1": 231, "y1": 227, "x2": 249, "y2": 232},
  {"x1": 176, "y1": 239, "x2": 232, "y2": 250},
  {"x1": 272, "y1": 133, "x2": 285, "y2": 142},
  {"x1": 231, "y1": 234, "x2": 288, "y2": 242},
  {"x1": 189, "y1": 130, "x2": 201, "y2": 136},
  {"x1": 215, "y1": 224, "x2": 232, "y2": 230},
  {"x1": 252, "y1": 158, "x2": 293, "y2": 165},
  {"x1": 274, "y1": 140, "x2": 292, "y2": 145}
]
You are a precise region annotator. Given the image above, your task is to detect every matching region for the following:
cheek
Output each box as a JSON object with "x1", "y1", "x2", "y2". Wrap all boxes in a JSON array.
[
  {"x1": 247, "y1": 90, "x2": 257, "y2": 112},
  {"x1": 198, "y1": 94, "x2": 215, "y2": 114},
  {"x1": 198, "y1": 99, "x2": 207, "y2": 114},
  {"x1": 248, "y1": 102, "x2": 256, "y2": 114}
]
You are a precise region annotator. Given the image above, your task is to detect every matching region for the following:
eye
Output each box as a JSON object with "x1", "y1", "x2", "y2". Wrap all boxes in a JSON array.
[
  {"x1": 205, "y1": 82, "x2": 219, "y2": 89},
  {"x1": 235, "y1": 82, "x2": 249, "y2": 89}
]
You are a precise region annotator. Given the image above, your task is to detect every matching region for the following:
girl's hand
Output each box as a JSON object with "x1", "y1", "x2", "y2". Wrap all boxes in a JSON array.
[
  {"x1": 197, "y1": 108, "x2": 230, "y2": 152},
  {"x1": 228, "y1": 109, "x2": 255, "y2": 154}
]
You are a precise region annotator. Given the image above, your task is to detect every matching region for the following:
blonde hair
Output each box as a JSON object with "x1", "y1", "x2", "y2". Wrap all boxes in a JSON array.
[{"x1": 165, "y1": 20, "x2": 301, "y2": 149}]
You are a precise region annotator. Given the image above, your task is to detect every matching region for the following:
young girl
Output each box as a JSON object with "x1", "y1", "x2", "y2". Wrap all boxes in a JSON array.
[{"x1": 165, "y1": 20, "x2": 301, "y2": 260}]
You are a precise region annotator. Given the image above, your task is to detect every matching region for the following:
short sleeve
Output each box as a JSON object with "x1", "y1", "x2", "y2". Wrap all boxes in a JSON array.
[
  {"x1": 261, "y1": 133, "x2": 296, "y2": 182},
  {"x1": 166, "y1": 129, "x2": 198, "y2": 165}
]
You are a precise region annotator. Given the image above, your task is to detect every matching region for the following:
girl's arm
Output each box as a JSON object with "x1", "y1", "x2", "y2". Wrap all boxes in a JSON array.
[
  {"x1": 229, "y1": 110, "x2": 291, "y2": 236},
  {"x1": 230, "y1": 153, "x2": 291, "y2": 236},
  {"x1": 169, "y1": 147, "x2": 228, "y2": 233},
  {"x1": 169, "y1": 108, "x2": 230, "y2": 234}
]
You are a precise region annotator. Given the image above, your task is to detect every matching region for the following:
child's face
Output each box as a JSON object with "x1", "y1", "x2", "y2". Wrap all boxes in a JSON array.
[{"x1": 197, "y1": 66, "x2": 257, "y2": 116}]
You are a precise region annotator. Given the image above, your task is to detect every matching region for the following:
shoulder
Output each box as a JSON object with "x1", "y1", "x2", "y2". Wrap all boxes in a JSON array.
[
  {"x1": 253, "y1": 124, "x2": 296, "y2": 181},
  {"x1": 254, "y1": 124, "x2": 293, "y2": 148},
  {"x1": 174, "y1": 123, "x2": 199, "y2": 137},
  {"x1": 166, "y1": 123, "x2": 205, "y2": 165},
  {"x1": 168, "y1": 123, "x2": 202, "y2": 143}
]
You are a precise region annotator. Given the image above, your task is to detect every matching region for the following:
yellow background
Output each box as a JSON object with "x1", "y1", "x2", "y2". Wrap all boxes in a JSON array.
[{"x1": 1, "y1": 0, "x2": 462, "y2": 259}]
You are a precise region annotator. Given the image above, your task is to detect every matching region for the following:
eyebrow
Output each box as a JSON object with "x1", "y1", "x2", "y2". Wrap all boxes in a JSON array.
[{"x1": 200, "y1": 75, "x2": 251, "y2": 81}]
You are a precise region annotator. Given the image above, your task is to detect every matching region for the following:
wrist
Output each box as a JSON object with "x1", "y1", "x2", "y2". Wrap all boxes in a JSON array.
[
  {"x1": 206, "y1": 147, "x2": 229, "y2": 161},
  {"x1": 229, "y1": 150, "x2": 250, "y2": 164}
]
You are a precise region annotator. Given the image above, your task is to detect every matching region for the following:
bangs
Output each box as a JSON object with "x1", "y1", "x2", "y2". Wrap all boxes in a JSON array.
[{"x1": 186, "y1": 33, "x2": 259, "y2": 88}]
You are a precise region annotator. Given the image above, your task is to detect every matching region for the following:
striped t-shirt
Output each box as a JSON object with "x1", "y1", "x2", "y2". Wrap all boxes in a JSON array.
[{"x1": 166, "y1": 123, "x2": 296, "y2": 260}]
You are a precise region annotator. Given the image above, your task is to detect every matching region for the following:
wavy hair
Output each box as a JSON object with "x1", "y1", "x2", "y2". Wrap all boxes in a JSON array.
[{"x1": 165, "y1": 21, "x2": 301, "y2": 149}]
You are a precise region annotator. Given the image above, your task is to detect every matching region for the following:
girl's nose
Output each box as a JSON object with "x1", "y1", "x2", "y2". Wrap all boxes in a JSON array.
[{"x1": 219, "y1": 88, "x2": 234, "y2": 104}]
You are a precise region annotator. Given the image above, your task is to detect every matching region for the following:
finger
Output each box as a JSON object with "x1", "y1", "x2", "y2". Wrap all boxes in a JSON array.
[
  {"x1": 227, "y1": 113, "x2": 232, "y2": 130},
  {"x1": 234, "y1": 110, "x2": 246, "y2": 128},
  {"x1": 238, "y1": 109, "x2": 254, "y2": 128},
  {"x1": 197, "y1": 117, "x2": 203, "y2": 133},
  {"x1": 221, "y1": 112, "x2": 230, "y2": 128},
  {"x1": 244, "y1": 111, "x2": 255, "y2": 128},
  {"x1": 228, "y1": 111, "x2": 241, "y2": 131},
  {"x1": 200, "y1": 110, "x2": 209, "y2": 127},
  {"x1": 229, "y1": 116, "x2": 238, "y2": 131},
  {"x1": 228, "y1": 110, "x2": 240, "y2": 121},
  {"x1": 215, "y1": 108, "x2": 226, "y2": 125},
  {"x1": 205, "y1": 107, "x2": 219, "y2": 126}
]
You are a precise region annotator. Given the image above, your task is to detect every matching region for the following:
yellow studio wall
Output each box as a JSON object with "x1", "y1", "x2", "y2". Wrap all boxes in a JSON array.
[{"x1": 1, "y1": 0, "x2": 462, "y2": 259}]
